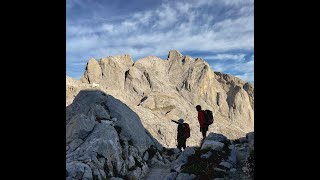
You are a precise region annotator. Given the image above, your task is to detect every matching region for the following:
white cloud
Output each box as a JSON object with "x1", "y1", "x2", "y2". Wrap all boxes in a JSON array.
[
  {"x1": 67, "y1": 1, "x2": 254, "y2": 55},
  {"x1": 234, "y1": 60, "x2": 254, "y2": 73},
  {"x1": 153, "y1": 4, "x2": 178, "y2": 29},
  {"x1": 66, "y1": 35, "x2": 101, "y2": 53},
  {"x1": 133, "y1": 11, "x2": 153, "y2": 25},
  {"x1": 203, "y1": 54, "x2": 246, "y2": 61}
]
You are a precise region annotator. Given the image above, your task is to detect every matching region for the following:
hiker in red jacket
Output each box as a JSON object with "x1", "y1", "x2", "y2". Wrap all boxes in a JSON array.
[{"x1": 196, "y1": 105, "x2": 208, "y2": 139}]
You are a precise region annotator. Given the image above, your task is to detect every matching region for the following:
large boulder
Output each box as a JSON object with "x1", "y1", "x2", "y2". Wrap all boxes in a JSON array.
[
  {"x1": 66, "y1": 90, "x2": 163, "y2": 179},
  {"x1": 205, "y1": 133, "x2": 228, "y2": 143},
  {"x1": 201, "y1": 140, "x2": 224, "y2": 151}
]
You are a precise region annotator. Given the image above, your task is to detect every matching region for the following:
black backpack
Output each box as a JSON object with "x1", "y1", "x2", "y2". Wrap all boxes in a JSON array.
[
  {"x1": 203, "y1": 110, "x2": 214, "y2": 125},
  {"x1": 183, "y1": 123, "x2": 190, "y2": 139}
]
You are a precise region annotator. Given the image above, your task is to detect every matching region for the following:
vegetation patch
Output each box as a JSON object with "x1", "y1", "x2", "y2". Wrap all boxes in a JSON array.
[{"x1": 181, "y1": 146, "x2": 230, "y2": 179}]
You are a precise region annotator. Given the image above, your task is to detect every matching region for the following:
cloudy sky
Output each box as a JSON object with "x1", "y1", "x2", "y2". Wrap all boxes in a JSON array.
[{"x1": 67, "y1": 0, "x2": 254, "y2": 83}]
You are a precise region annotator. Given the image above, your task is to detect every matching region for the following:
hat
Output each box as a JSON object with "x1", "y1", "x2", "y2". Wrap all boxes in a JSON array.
[{"x1": 178, "y1": 118, "x2": 184, "y2": 124}]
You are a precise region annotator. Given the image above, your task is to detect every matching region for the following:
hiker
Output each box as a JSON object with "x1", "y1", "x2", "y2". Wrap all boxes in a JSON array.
[
  {"x1": 171, "y1": 118, "x2": 190, "y2": 151},
  {"x1": 196, "y1": 105, "x2": 208, "y2": 140}
]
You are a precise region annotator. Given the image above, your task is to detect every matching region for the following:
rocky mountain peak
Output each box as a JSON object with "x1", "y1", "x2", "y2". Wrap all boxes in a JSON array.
[
  {"x1": 167, "y1": 50, "x2": 183, "y2": 61},
  {"x1": 80, "y1": 58, "x2": 102, "y2": 84}
]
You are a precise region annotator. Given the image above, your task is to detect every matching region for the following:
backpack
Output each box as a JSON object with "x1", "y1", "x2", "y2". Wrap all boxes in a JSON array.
[
  {"x1": 203, "y1": 110, "x2": 214, "y2": 126},
  {"x1": 183, "y1": 123, "x2": 190, "y2": 138}
]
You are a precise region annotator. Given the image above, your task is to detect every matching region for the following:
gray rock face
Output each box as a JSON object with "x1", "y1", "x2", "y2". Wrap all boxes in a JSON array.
[
  {"x1": 67, "y1": 122, "x2": 123, "y2": 176},
  {"x1": 66, "y1": 114, "x2": 95, "y2": 144},
  {"x1": 149, "y1": 156, "x2": 166, "y2": 167},
  {"x1": 69, "y1": 50, "x2": 253, "y2": 148},
  {"x1": 67, "y1": 138, "x2": 84, "y2": 152},
  {"x1": 228, "y1": 147, "x2": 237, "y2": 165},
  {"x1": 66, "y1": 90, "x2": 163, "y2": 180},
  {"x1": 205, "y1": 133, "x2": 228, "y2": 143},
  {"x1": 171, "y1": 147, "x2": 195, "y2": 172},
  {"x1": 201, "y1": 140, "x2": 224, "y2": 151},
  {"x1": 66, "y1": 161, "x2": 92, "y2": 180}
]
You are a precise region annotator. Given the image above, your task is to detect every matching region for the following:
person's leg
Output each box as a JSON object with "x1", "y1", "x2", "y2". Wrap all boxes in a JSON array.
[
  {"x1": 182, "y1": 139, "x2": 186, "y2": 150},
  {"x1": 177, "y1": 140, "x2": 182, "y2": 151},
  {"x1": 203, "y1": 126, "x2": 208, "y2": 138},
  {"x1": 202, "y1": 128, "x2": 206, "y2": 139}
]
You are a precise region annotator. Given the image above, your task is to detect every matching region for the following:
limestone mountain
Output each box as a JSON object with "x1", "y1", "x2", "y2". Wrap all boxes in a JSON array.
[{"x1": 67, "y1": 50, "x2": 254, "y2": 148}]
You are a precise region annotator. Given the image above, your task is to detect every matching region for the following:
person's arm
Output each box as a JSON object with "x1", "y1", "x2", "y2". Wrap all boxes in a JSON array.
[{"x1": 171, "y1": 120, "x2": 179, "y2": 124}]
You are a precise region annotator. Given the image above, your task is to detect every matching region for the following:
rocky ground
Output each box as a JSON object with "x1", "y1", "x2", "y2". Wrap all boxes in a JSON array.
[{"x1": 142, "y1": 132, "x2": 254, "y2": 180}]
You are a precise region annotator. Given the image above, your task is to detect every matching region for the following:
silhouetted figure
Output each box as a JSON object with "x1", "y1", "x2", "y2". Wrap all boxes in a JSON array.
[
  {"x1": 196, "y1": 105, "x2": 208, "y2": 141},
  {"x1": 171, "y1": 118, "x2": 190, "y2": 151}
]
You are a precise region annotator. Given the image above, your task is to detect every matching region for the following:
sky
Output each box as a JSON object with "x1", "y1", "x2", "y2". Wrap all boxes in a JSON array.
[{"x1": 67, "y1": 0, "x2": 254, "y2": 83}]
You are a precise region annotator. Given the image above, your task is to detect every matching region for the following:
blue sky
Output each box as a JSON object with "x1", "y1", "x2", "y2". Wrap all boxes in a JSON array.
[{"x1": 67, "y1": 0, "x2": 254, "y2": 83}]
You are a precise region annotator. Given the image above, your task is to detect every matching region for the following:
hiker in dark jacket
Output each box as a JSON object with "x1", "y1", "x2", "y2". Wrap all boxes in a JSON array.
[
  {"x1": 171, "y1": 118, "x2": 186, "y2": 151},
  {"x1": 196, "y1": 105, "x2": 208, "y2": 140}
]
